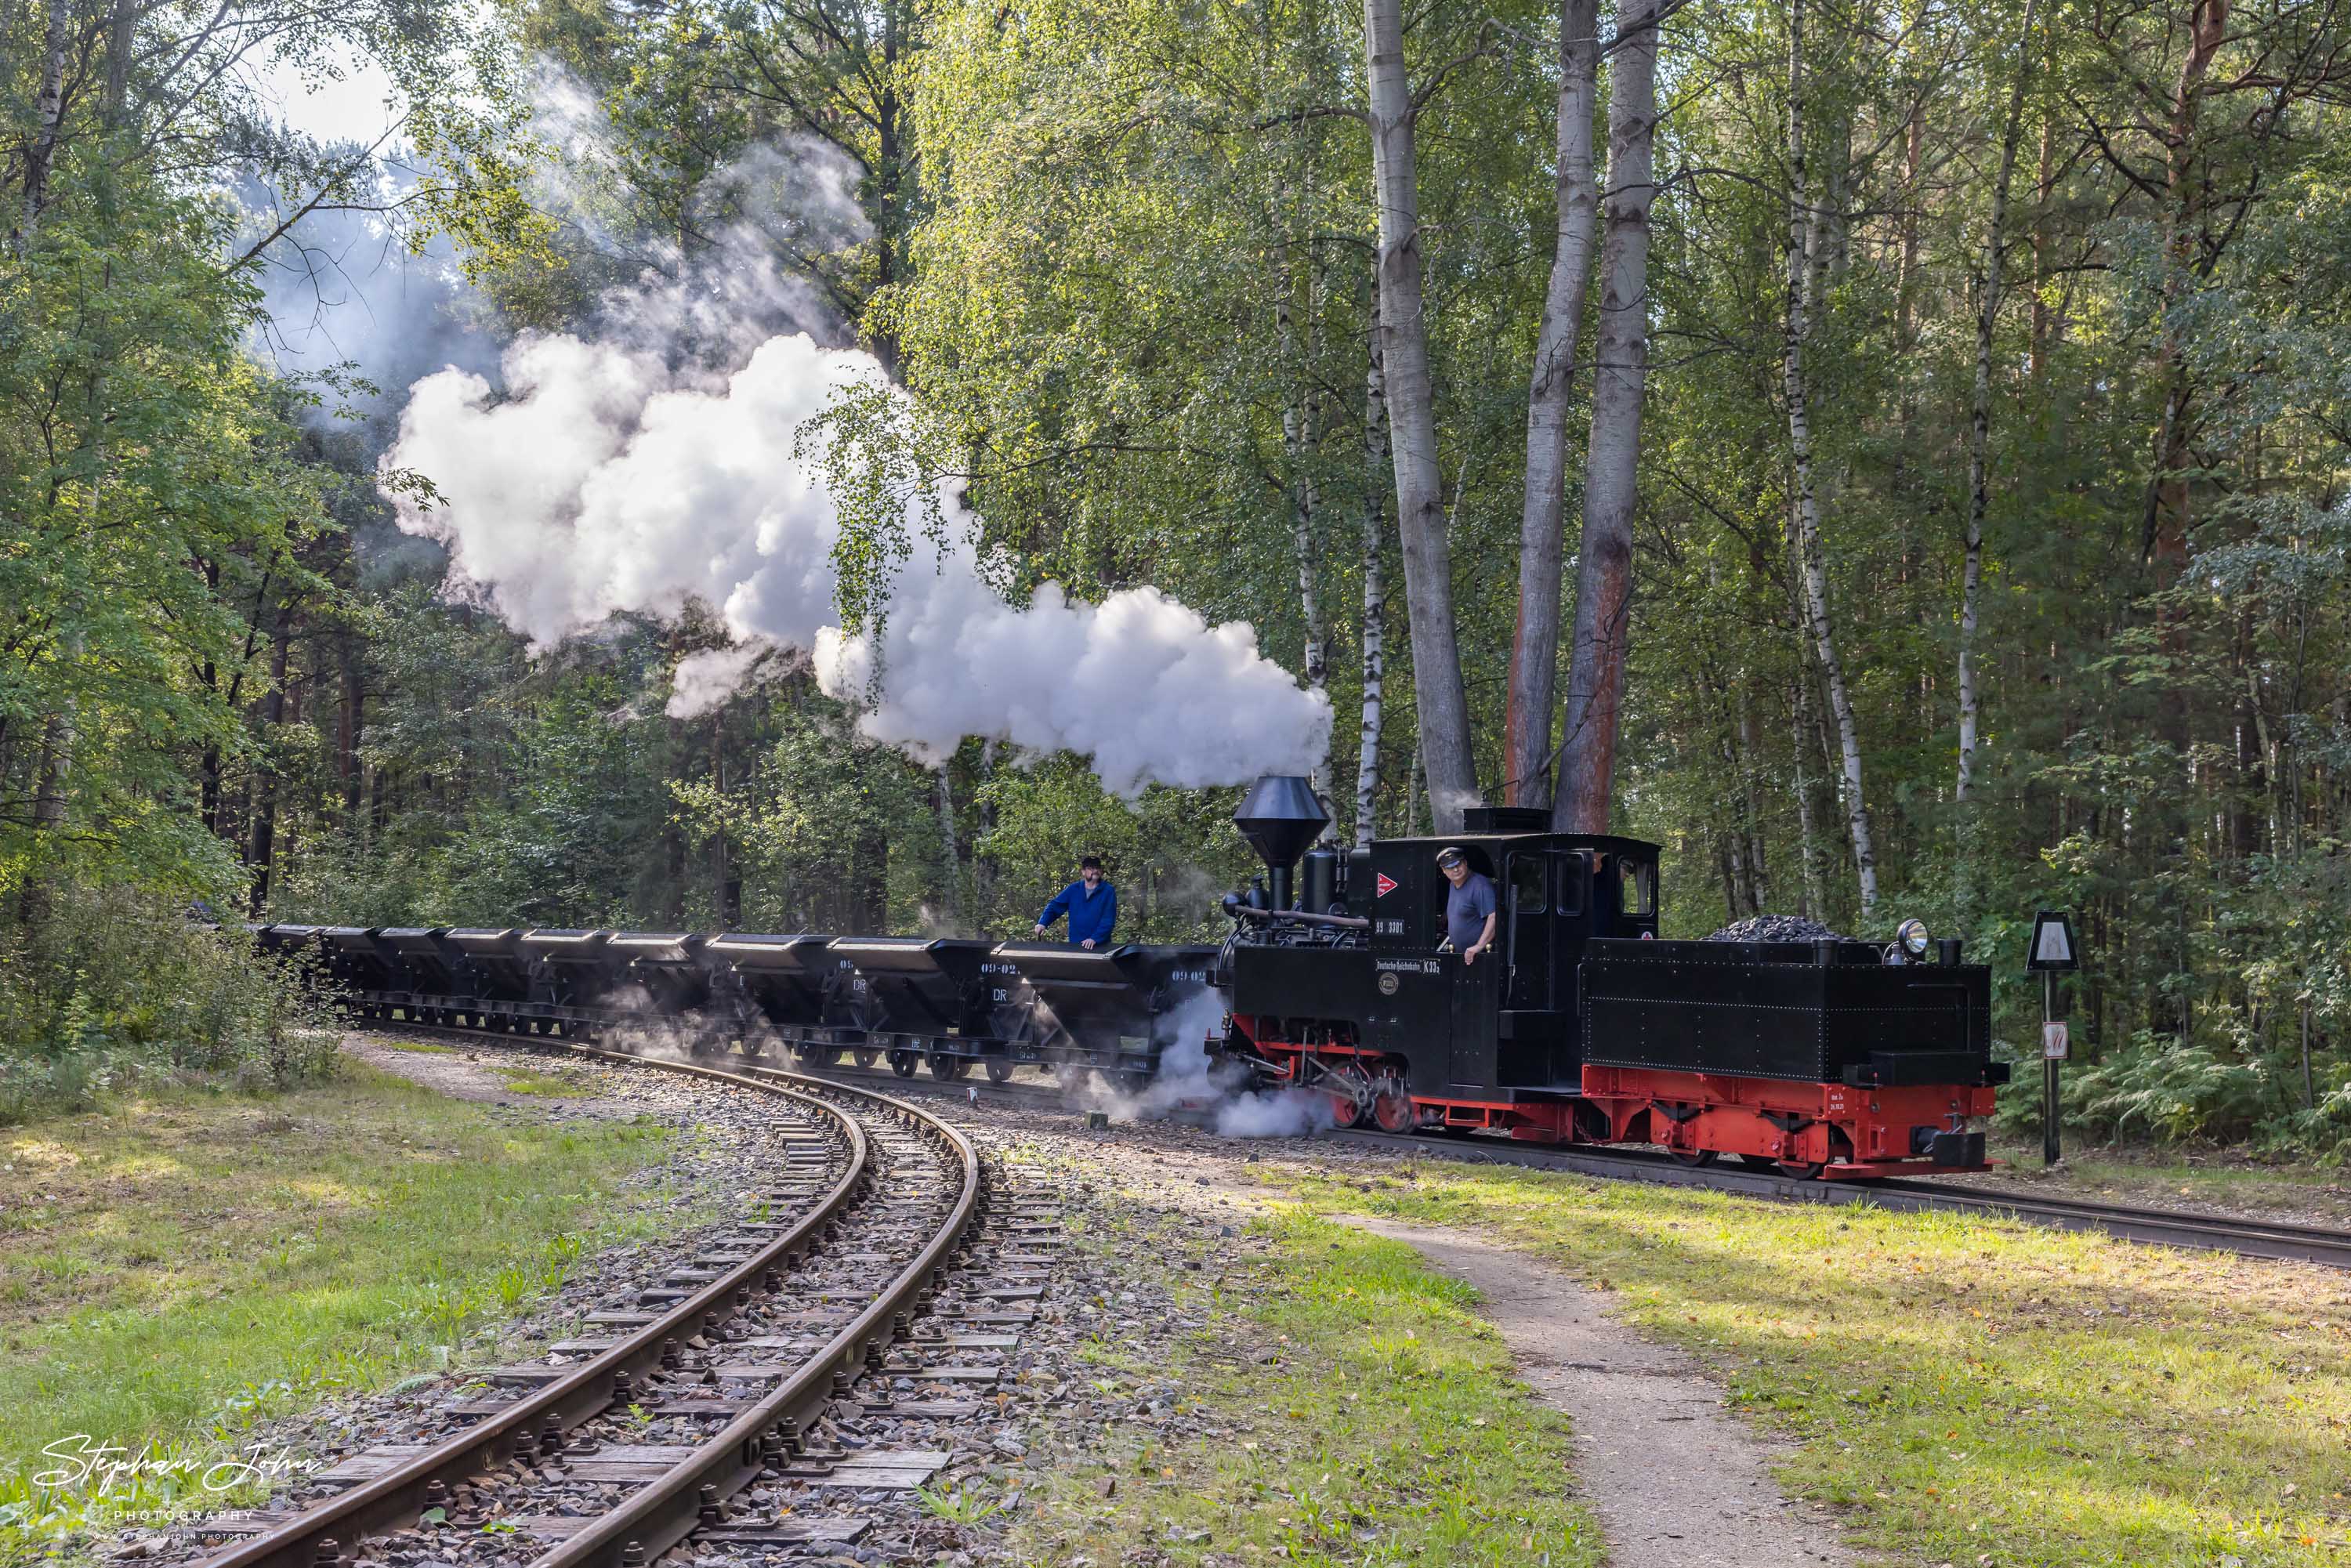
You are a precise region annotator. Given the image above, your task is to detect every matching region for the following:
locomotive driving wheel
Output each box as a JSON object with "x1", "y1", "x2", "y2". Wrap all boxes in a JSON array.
[
  {"x1": 1320, "y1": 1066, "x2": 1375, "y2": 1130},
  {"x1": 1667, "y1": 1148, "x2": 1719, "y2": 1167},
  {"x1": 1774, "y1": 1160, "x2": 1826, "y2": 1180},
  {"x1": 1369, "y1": 1077, "x2": 1416, "y2": 1134}
]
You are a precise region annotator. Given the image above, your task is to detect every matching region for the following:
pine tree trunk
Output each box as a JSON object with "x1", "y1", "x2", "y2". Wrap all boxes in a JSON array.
[
  {"x1": 1355, "y1": 304, "x2": 1391, "y2": 850},
  {"x1": 2143, "y1": 0, "x2": 2229, "y2": 773},
  {"x1": 1789, "y1": 673, "x2": 1829, "y2": 920},
  {"x1": 1552, "y1": 0, "x2": 1661, "y2": 834},
  {"x1": 2029, "y1": 49, "x2": 2056, "y2": 378},
  {"x1": 1782, "y1": 0, "x2": 1878, "y2": 919},
  {"x1": 1363, "y1": 0, "x2": 1477, "y2": 830},
  {"x1": 247, "y1": 603, "x2": 293, "y2": 916},
  {"x1": 103, "y1": 0, "x2": 136, "y2": 129},
  {"x1": 16, "y1": 704, "x2": 74, "y2": 927},
  {"x1": 1503, "y1": 0, "x2": 1601, "y2": 810},
  {"x1": 933, "y1": 769, "x2": 963, "y2": 931},
  {"x1": 1957, "y1": 0, "x2": 2039, "y2": 918},
  {"x1": 339, "y1": 645, "x2": 365, "y2": 823}
]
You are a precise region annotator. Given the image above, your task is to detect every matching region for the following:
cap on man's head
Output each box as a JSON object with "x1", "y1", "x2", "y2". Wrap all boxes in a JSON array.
[
  {"x1": 1080, "y1": 855, "x2": 1103, "y2": 870},
  {"x1": 1434, "y1": 846, "x2": 1466, "y2": 869}
]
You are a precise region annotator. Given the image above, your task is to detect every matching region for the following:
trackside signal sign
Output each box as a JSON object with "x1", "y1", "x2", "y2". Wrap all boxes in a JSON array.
[
  {"x1": 2026, "y1": 910, "x2": 2080, "y2": 972},
  {"x1": 1375, "y1": 873, "x2": 1398, "y2": 897}
]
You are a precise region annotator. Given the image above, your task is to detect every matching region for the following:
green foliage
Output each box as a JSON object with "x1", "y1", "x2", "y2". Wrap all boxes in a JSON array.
[
  {"x1": 11, "y1": 0, "x2": 2351, "y2": 1164},
  {"x1": 0, "y1": 889, "x2": 335, "y2": 1124}
]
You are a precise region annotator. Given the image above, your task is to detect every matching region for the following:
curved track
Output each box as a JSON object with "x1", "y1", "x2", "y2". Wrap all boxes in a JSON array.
[
  {"x1": 197, "y1": 1039, "x2": 987, "y2": 1568},
  {"x1": 766, "y1": 1052, "x2": 2351, "y2": 1273}
]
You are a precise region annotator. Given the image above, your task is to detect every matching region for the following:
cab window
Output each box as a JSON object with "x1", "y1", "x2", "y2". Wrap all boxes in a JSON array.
[
  {"x1": 1509, "y1": 855, "x2": 1545, "y2": 913},
  {"x1": 1618, "y1": 858, "x2": 1657, "y2": 918},
  {"x1": 1556, "y1": 853, "x2": 1587, "y2": 915}
]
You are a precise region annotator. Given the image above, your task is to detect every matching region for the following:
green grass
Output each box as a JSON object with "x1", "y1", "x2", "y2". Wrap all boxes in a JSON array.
[
  {"x1": 498, "y1": 1069, "x2": 592, "y2": 1097},
  {"x1": 1266, "y1": 1158, "x2": 2351, "y2": 1568},
  {"x1": 0, "y1": 1063, "x2": 684, "y2": 1557},
  {"x1": 378, "y1": 1040, "x2": 456, "y2": 1056},
  {"x1": 1005, "y1": 1208, "x2": 1605, "y2": 1567},
  {"x1": 1986, "y1": 1138, "x2": 2351, "y2": 1223}
]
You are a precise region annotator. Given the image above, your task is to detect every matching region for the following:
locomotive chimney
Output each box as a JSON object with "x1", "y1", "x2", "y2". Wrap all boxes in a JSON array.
[{"x1": 1232, "y1": 775, "x2": 1328, "y2": 911}]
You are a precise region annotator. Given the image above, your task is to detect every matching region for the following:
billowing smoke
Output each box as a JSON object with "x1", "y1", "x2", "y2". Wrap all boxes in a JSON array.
[
  {"x1": 1063, "y1": 987, "x2": 1336, "y2": 1139},
  {"x1": 385, "y1": 331, "x2": 1331, "y2": 793},
  {"x1": 668, "y1": 643, "x2": 782, "y2": 719}
]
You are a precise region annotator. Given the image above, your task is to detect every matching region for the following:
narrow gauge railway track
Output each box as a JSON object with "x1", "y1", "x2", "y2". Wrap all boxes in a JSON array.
[
  {"x1": 192, "y1": 1035, "x2": 1005, "y2": 1568},
  {"x1": 751, "y1": 1052, "x2": 2351, "y2": 1274}
]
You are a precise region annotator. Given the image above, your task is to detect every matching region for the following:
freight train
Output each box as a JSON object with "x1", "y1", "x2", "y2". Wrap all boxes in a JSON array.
[{"x1": 256, "y1": 774, "x2": 2005, "y2": 1180}]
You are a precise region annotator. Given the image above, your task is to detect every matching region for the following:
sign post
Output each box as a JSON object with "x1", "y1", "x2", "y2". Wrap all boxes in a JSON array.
[{"x1": 2027, "y1": 911, "x2": 2080, "y2": 1167}]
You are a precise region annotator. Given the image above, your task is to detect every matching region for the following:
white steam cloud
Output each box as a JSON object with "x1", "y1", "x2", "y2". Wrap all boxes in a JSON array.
[
  {"x1": 1061, "y1": 987, "x2": 1337, "y2": 1139},
  {"x1": 385, "y1": 331, "x2": 1331, "y2": 793}
]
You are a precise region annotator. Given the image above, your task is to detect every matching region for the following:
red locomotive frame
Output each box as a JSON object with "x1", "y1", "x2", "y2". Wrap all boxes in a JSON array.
[{"x1": 1228, "y1": 1013, "x2": 1996, "y2": 1179}]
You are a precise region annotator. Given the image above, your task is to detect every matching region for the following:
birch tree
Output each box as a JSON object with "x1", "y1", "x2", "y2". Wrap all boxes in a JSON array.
[
  {"x1": 1357, "y1": 313, "x2": 1392, "y2": 849},
  {"x1": 1781, "y1": 0, "x2": 1878, "y2": 918},
  {"x1": 1364, "y1": 0, "x2": 1478, "y2": 831},
  {"x1": 1553, "y1": 0, "x2": 1662, "y2": 834},
  {"x1": 1280, "y1": 283, "x2": 1332, "y2": 801},
  {"x1": 1503, "y1": 0, "x2": 1601, "y2": 810}
]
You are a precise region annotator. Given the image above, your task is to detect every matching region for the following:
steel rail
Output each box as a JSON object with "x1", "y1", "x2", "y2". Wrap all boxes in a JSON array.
[
  {"x1": 527, "y1": 1070, "x2": 982, "y2": 1568},
  {"x1": 360, "y1": 1017, "x2": 2351, "y2": 1273},
  {"x1": 746, "y1": 1055, "x2": 2351, "y2": 1273},
  {"x1": 1326, "y1": 1130, "x2": 2351, "y2": 1270},
  {"x1": 199, "y1": 1048, "x2": 866, "y2": 1568},
  {"x1": 193, "y1": 1042, "x2": 972, "y2": 1568}
]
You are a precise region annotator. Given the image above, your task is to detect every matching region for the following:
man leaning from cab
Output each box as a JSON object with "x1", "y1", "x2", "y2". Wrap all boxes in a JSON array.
[
  {"x1": 1435, "y1": 846, "x2": 1496, "y2": 966},
  {"x1": 1034, "y1": 855, "x2": 1118, "y2": 950}
]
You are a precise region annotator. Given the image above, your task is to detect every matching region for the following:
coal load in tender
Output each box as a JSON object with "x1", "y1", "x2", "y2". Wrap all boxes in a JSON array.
[{"x1": 1704, "y1": 913, "x2": 1854, "y2": 944}]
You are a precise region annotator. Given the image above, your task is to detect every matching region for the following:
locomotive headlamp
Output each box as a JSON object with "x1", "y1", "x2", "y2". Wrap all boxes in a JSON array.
[{"x1": 1895, "y1": 917, "x2": 1932, "y2": 958}]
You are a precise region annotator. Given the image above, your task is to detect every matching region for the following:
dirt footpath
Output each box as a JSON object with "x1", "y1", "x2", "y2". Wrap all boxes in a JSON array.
[
  {"x1": 1347, "y1": 1216, "x2": 1853, "y2": 1567},
  {"x1": 943, "y1": 1101, "x2": 1861, "y2": 1568}
]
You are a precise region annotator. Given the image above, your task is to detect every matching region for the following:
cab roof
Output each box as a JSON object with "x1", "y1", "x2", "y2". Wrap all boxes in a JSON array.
[{"x1": 1374, "y1": 831, "x2": 1663, "y2": 860}]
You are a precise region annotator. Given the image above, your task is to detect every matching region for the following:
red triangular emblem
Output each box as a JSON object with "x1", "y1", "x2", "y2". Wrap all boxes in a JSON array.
[{"x1": 1375, "y1": 873, "x2": 1398, "y2": 897}]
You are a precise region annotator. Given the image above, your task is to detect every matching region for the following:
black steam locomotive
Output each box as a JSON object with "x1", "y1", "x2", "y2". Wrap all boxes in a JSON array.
[
  {"x1": 255, "y1": 773, "x2": 2004, "y2": 1180},
  {"x1": 1215, "y1": 775, "x2": 2004, "y2": 1177}
]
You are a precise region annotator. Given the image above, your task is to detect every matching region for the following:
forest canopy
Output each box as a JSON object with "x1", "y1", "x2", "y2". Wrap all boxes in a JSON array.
[{"x1": 3, "y1": 0, "x2": 2349, "y2": 1151}]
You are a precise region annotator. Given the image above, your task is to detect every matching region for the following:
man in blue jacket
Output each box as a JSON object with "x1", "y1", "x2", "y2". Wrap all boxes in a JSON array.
[{"x1": 1034, "y1": 856, "x2": 1118, "y2": 949}]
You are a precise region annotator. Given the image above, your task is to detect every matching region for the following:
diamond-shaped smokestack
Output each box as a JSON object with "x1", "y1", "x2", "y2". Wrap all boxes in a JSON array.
[{"x1": 1233, "y1": 775, "x2": 1328, "y2": 878}]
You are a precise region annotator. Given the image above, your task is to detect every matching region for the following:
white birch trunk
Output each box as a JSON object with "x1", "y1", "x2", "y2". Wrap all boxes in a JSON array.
[
  {"x1": 1356, "y1": 316, "x2": 1391, "y2": 849},
  {"x1": 1279, "y1": 288, "x2": 1331, "y2": 802},
  {"x1": 1782, "y1": 0, "x2": 1878, "y2": 918},
  {"x1": 1363, "y1": 0, "x2": 1478, "y2": 831},
  {"x1": 1504, "y1": 0, "x2": 1602, "y2": 809},
  {"x1": 18, "y1": 0, "x2": 72, "y2": 244},
  {"x1": 1552, "y1": 0, "x2": 1661, "y2": 833}
]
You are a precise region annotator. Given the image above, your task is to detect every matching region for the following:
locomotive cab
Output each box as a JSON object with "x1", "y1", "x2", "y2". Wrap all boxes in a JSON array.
[
  {"x1": 1224, "y1": 778, "x2": 1665, "y2": 1127},
  {"x1": 1348, "y1": 813, "x2": 1662, "y2": 1095}
]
